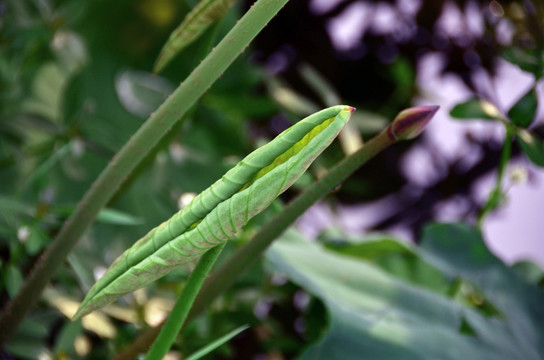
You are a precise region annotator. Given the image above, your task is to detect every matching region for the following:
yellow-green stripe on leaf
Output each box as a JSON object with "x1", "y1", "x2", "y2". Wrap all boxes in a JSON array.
[{"x1": 73, "y1": 105, "x2": 354, "y2": 319}]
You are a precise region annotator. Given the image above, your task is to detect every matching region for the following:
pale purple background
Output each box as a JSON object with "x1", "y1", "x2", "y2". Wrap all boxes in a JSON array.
[{"x1": 296, "y1": 0, "x2": 544, "y2": 267}]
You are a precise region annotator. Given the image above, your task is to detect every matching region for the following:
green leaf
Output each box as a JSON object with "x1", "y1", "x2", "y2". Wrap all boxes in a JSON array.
[
  {"x1": 53, "y1": 206, "x2": 143, "y2": 226},
  {"x1": 508, "y1": 88, "x2": 538, "y2": 128},
  {"x1": 516, "y1": 129, "x2": 544, "y2": 167},
  {"x1": 450, "y1": 98, "x2": 500, "y2": 121},
  {"x1": 266, "y1": 226, "x2": 544, "y2": 360},
  {"x1": 154, "y1": 0, "x2": 236, "y2": 73},
  {"x1": 95, "y1": 208, "x2": 144, "y2": 226},
  {"x1": 502, "y1": 47, "x2": 542, "y2": 77},
  {"x1": 5, "y1": 265, "x2": 24, "y2": 298},
  {"x1": 324, "y1": 236, "x2": 449, "y2": 293},
  {"x1": 511, "y1": 261, "x2": 544, "y2": 286},
  {"x1": 74, "y1": 106, "x2": 354, "y2": 319},
  {"x1": 5, "y1": 319, "x2": 48, "y2": 360},
  {"x1": 186, "y1": 325, "x2": 249, "y2": 360},
  {"x1": 115, "y1": 70, "x2": 174, "y2": 118}
]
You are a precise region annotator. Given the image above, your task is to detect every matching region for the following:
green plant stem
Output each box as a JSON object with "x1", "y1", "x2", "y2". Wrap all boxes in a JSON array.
[
  {"x1": 113, "y1": 126, "x2": 398, "y2": 360},
  {"x1": 478, "y1": 124, "x2": 514, "y2": 226},
  {"x1": 0, "y1": 0, "x2": 289, "y2": 346},
  {"x1": 144, "y1": 242, "x2": 226, "y2": 360}
]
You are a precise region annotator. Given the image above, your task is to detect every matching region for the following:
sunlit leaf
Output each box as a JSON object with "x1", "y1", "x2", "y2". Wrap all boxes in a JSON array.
[{"x1": 266, "y1": 225, "x2": 544, "y2": 359}]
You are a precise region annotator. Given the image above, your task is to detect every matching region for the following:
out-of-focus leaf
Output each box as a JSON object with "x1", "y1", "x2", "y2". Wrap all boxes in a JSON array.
[
  {"x1": 43, "y1": 287, "x2": 117, "y2": 338},
  {"x1": 502, "y1": 47, "x2": 542, "y2": 77},
  {"x1": 17, "y1": 142, "x2": 73, "y2": 194},
  {"x1": 186, "y1": 325, "x2": 249, "y2": 360},
  {"x1": 4, "y1": 318, "x2": 49, "y2": 359},
  {"x1": 115, "y1": 70, "x2": 175, "y2": 118},
  {"x1": 53, "y1": 206, "x2": 143, "y2": 225},
  {"x1": 23, "y1": 225, "x2": 49, "y2": 255},
  {"x1": 53, "y1": 320, "x2": 84, "y2": 358},
  {"x1": 266, "y1": 227, "x2": 544, "y2": 360},
  {"x1": 154, "y1": 0, "x2": 236, "y2": 73},
  {"x1": 516, "y1": 129, "x2": 544, "y2": 167},
  {"x1": 299, "y1": 63, "x2": 340, "y2": 107},
  {"x1": 419, "y1": 223, "x2": 544, "y2": 356},
  {"x1": 508, "y1": 88, "x2": 538, "y2": 128},
  {"x1": 511, "y1": 261, "x2": 544, "y2": 286},
  {"x1": 95, "y1": 208, "x2": 144, "y2": 225},
  {"x1": 450, "y1": 98, "x2": 501, "y2": 121},
  {"x1": 5, "y1": 264, "x2": 24, "y2": 298},
  {"x1": 324, "y1": 236, "x2": 449, "y2": 293},
  {"x1": 266, "y1": 77, "x2": 319, "y2": 115}
]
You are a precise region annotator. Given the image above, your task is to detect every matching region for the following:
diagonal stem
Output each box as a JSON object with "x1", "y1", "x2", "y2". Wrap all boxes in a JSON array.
[{"x1": 0, "y1": 0, "x2": 290, "y2": 346}]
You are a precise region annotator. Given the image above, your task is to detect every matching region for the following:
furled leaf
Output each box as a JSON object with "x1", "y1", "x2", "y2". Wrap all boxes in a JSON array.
[
  {"x1": 154, "y1": 0, "x2": 236, "y2": 73},
  {"x1": 450, "y1": 98, "x2": 500, "y2": 121},
  {"x1": 516, "y1": 129, "x2": 544, "y2": 167},
  {"x1": 508, "y1": 88, "x2": 538, "y2": 128},
  {"x1": 74, "y1": 105, "x2": 354, "y2": 319},
  {"x1": 266, "y1": 225, "x2": 544, "y2": 359}
]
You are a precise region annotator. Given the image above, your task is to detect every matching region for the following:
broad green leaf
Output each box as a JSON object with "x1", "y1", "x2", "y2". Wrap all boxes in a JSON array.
[
  {"x1": 154, "y1": 0, "x2": 236, "y2": 73},
  {"x1": 508, "y1": 88, "x2": 538, "y2": 128},
  {"x1": 419, "y1": 223, "x2": 544, "y2": 357},
  {"x1": 74, "y1": 105, "x2": 354, "y2": 319},
  {"x1": 516, "y1": 129, "x2": 544, "y2": 167},
  {"x1": 450, "y1": 98, "x2": 500, "y2": 121},
  {"x1": 186, "y1": 325, "x2": 249, "y2": 360},
  {"x1": 266, "y1": 226, "x2": 544, "y2": 360}
]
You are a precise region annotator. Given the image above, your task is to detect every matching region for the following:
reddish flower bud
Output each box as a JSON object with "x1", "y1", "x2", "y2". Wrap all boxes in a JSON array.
[{"x1": 389, "y1": 105, "x2": 439, "y2": 140}]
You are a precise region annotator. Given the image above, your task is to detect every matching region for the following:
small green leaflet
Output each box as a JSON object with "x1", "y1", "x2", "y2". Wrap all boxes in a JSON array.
[{"x1": 73, "y1": 105, "x2": 354, "y2": 319}]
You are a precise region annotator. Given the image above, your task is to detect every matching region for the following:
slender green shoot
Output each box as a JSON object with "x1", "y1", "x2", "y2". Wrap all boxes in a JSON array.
[
  {"x1": 186, "y1": 324, "x2": 249, "y2": 360},
  {"x1": 144, "y1": 242, "x2": 226, "y2": 360}
]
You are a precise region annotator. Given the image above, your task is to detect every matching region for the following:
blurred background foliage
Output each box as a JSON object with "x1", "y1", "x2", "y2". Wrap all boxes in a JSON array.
[{"x1": 0, "y1": 0, "x2": 543, "y2": 359}]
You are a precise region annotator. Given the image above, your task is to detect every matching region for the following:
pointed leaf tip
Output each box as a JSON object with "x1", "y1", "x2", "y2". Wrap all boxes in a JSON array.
[{"x1": 390, "y1": 105, "x2": 439, "y2": 140}]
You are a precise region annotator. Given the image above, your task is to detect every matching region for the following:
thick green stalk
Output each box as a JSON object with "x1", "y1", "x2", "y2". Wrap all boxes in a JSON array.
[
  {"x1": 144, "y1": 242, "x2": 226, "y2": 360},
  {"x1": 0, "y1": 0, "x2": 289, "y2": 346},
  {"x1": 112, "y1": 105, "x2": 438, "y2": 360}
]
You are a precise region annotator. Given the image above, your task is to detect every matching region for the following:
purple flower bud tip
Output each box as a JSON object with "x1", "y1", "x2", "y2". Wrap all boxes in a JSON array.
[
  {"x1": 348, "y1": 106, "x2": 356, "y2": 114},
  {"x1": 389, "y1": 105, "x2": 439, "y2": 140}
]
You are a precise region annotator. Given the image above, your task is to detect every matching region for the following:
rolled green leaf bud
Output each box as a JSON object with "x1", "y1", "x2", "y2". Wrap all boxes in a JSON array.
[{"x1": 389, "y1": 105, "x2": 439, "y2": 140}]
